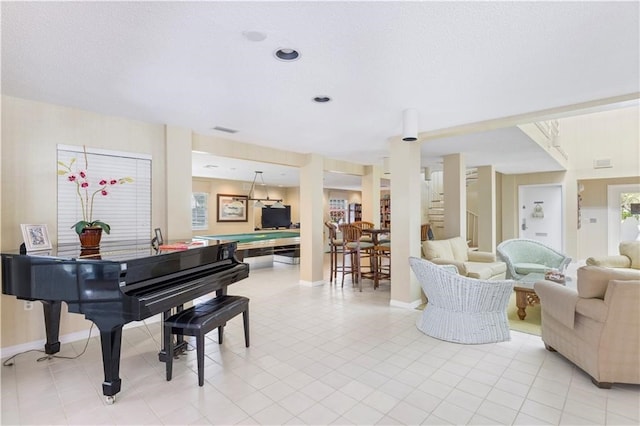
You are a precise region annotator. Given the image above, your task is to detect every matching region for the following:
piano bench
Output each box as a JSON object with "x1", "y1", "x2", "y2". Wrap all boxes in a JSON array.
[{"x1": 164, "y1": 295, "x2": 250, "y2": 386}]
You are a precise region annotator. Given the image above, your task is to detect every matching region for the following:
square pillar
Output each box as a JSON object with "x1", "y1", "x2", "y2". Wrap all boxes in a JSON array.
[
  {"x1": 443, "y1": 154, "x2": 466, "y2": 239},
  {"x1": 389, "y1": 140, "x2": 422, "y2": 307},
  {"x1": 299, "y1": 154, "x2": 325, "y2": 286}
]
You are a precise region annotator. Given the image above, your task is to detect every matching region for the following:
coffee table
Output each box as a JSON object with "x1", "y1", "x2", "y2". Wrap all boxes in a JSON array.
[{"x1": 514, "y1": 272, "x2": 566, "y2": 320}]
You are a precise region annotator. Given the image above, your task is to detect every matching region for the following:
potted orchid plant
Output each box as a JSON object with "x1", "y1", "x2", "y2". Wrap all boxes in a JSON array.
[{"x1": 57, "y1": 146, "x2": 133, "y2": 240}]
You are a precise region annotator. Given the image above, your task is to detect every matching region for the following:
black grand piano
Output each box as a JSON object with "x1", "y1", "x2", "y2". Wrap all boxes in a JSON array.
[{"x1": 1, "y1": 240, "x2": 249, "y2": 404}]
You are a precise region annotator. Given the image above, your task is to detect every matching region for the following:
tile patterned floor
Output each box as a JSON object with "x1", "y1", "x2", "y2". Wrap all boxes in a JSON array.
[{"x1": 1, "y1": 259, "x2": 638, "y2": 425}]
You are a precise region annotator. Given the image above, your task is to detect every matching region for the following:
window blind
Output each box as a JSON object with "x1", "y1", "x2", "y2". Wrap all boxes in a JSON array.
[
  {"x1": 191, "y1": 192, "x2": 208, "y2": 230},
  {"x1": 57, "y1": 145, "x2": 152, "y2": 245}
]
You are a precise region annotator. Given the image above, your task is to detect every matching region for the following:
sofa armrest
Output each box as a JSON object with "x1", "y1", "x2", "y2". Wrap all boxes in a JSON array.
[
  {"x1": 429, "y1": 258, "x2": 467, "y2": 276},
  {"x1": 534, "y1": 280, "x2": 579, "y2": 328},
  {"x1": 586, "y1": 255, "x2": 631, "y2": 269},
  {"x1": 468, "y1": 251, "x2": 497, "y2": 263}
]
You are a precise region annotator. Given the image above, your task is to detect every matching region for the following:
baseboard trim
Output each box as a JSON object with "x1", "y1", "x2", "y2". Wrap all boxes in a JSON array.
[
  {"x1": 299, "y1": 279, "x2": 325, "y2": 287},
  {"x1": 0, "y1": 315, "x2": 161, "y2": 360},
  {"x1": 390, "y1": 298, "x2": 422, "y2": 309}
]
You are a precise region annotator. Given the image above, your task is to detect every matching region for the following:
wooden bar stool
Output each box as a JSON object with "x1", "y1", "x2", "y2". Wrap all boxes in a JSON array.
[
  {"x1": 339, "y1": 224, "x2": 374, "y2": 291},
  {"x1": 324, "y1": 221, "x2": 343, "y2": 284},
  {"x1": 373, "y1": 243, "x2": 391, "y2": 289}
]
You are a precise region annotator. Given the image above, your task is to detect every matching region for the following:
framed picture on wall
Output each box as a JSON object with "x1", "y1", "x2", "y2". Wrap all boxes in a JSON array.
[
  {"x1": 217, "y1": 194, "x2": 248, "y2": 222},
  {"x1": 20, "y1": 224, "x2": 52, "y2": 251}
]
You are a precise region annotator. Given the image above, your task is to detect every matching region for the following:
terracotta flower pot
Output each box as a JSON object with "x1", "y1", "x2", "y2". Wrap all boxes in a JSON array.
[{"x1": 79, "y1": 227, "x2": 103, "y2": 249}]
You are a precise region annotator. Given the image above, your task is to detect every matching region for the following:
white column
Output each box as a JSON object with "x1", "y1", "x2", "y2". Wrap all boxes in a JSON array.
[
  {"x1": 389, "y1": 140, "x2": 422, "y2": 308},
  {"x1": 362, "y1": 165, "x2": 382, "y2": 227},
  {"x1": 477, "y1": 165, "x2": 496, "y2": 252},
  {"x1": 443, "y1": 154, "x2": 466, "y2": 239},
  {"x1": 165, "y1": 125, "x2": 192, "y2": 240},
  {"x1": 299, "y1": 154, "x2": 325, "y2": 286}
]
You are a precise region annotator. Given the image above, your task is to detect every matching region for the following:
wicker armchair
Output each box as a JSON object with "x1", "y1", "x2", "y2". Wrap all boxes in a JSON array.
[
  {"x1": 497, "y1": 238, "x2": 571, "y2": 280},
  {"x1": 409, "y1": 257, "x2": 514, "y2": 344}
]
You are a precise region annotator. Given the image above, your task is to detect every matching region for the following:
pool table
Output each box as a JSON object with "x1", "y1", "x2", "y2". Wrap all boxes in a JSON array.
[{"x1": 195, "y1": 231, "x2": 300, "y2": 268}]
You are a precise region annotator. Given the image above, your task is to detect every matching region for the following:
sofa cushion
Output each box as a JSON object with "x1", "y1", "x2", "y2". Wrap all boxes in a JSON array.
[
  {"x1": 468, "y1": 251, "x2": 497, "y2": 263},
  {"x1": 449, "y1": 237, "x2": 469, "y2": 262},
  {"x1": 422, "y1": 240, "x2": 455, "y2": 261},
  {"x1": 619, "y1": 241, "x2": 640, "y2": 270},
  {"x1": 577, "y1": 265, "x2": 640, "y2": 299},
  {"x1": 586, "y1": 255, "x2": 631, "y2": 269},
  {"x1": 465, "y1": 261, "x2": 506, "y2": 280},
  {"x1": 513, "y1": 262, "x2": 550, "y2": 275}
]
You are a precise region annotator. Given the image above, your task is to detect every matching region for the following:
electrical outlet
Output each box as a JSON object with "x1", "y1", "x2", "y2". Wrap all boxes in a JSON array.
[{"x1": 24, "y1": 301, "x2": 33, "y2": 311}]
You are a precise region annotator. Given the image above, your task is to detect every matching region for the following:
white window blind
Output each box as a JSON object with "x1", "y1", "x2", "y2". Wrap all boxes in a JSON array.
[
  {"x1": 191, "y1": 192, "x2": 208, "y2": 230},
  {"x1": 57, "y1": 145, "x2": 152, "y2": 245}
]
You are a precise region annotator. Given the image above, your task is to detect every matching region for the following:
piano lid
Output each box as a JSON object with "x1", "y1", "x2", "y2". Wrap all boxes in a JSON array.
[{"x1": 1, "y1": 239, "x2": 224, "y2": 262}]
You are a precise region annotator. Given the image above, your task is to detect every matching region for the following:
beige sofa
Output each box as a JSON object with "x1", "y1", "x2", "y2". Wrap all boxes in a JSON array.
[
  {"x1": 586, "y1": 240, "x2": 639, "y2": 271},
  {"x1": 535, "y1": 265, "x2": 640, "y2": 388},
  {"x1": 421, "y1": 236, "x2": 506, "y2": 280}
]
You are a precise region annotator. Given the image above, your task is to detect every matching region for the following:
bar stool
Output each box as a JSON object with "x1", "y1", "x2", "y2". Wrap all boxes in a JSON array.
[
  {"x1": 373, "y1": 243, "x2": 391, "y2": 289},
  {"x1": 324, "y1": 221, "x2": 343, "y2": 284},
  {"x1": 351, "y1": 221, "x2": 374, "y2": 243},
  {"x1": 339, "y1": 224, "x2": 374, "y2": 291}
]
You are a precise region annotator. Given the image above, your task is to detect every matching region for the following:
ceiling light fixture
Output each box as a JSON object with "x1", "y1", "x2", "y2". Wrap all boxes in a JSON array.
[
  {"x1": 402, "y1": 108, "x2": 418, "y2": 141},
  {"x1": 247, "y1": 171, "x2": 285, "y2": 208},
  {"x1": 274, "y1": 48, "x2": 300, "y2": 61}
]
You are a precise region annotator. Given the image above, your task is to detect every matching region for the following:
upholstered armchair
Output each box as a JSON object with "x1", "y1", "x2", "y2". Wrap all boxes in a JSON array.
[
  {"x1": 534, "y1": 265, "x2": 640, "y2": 388},
  {"x1": 409, "y1": 257, "x2": 514, "y2": 344},
  {"x1": 497, "y1": 238, "x2": 571, "y2": 280}
]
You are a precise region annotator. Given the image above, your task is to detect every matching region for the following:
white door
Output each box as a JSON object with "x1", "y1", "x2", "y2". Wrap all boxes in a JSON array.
[{"x1": 518, "y1": 184, "x2": 563, "y2": 251}]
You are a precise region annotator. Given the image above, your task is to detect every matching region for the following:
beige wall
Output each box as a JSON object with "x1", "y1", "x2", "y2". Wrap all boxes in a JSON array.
[
  {"x1": 563, "y1": 106, "x2": 639, "y2": 179},
  {"x1": 192, "y1": 177, "x2": 297, "y2": 235},
  {"x1": 1, "y1": 95, "x2": 169, "y2": 349},
  {"x1": 577, "y1": 176, "x2": 640, "y2": 259},
  {"x1": 499, "y1": 105, "x2": 639, "y2": 259}
]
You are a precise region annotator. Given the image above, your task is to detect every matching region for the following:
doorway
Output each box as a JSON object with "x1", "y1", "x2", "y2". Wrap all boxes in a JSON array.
[
  {"x1": 518, "y1": 184, "x2": 564, "y2": 251},
  {"x1": 607, "y1": 184, "x2": 640, "y2": 255}
]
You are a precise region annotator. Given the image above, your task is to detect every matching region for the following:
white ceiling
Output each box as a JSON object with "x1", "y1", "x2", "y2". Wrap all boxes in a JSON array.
[{"x1": 2, "y1": 2, "x2": 639, "y2": 189}]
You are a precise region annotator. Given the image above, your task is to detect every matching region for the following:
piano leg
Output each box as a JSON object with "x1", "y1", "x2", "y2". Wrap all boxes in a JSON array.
[
  {"x1": 96, "y1": 323, "x2": 123, "y2": 404},
  {"x1": 41, "y1": 301, "x2": 62, "y2": 355}
]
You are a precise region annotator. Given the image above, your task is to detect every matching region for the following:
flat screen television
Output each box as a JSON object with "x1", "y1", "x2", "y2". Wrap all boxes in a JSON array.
[{"x1": 261, "y1": 205, "x2": 291, "y2": 229}]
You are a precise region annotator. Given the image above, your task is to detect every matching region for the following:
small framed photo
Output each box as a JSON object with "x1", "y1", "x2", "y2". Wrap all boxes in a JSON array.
[
  {"x1": 217, "y1": 194, "x2": 248, "y2": 222},
  {"x1": 21, "y1": 224, "x2": 52, "y2": 251},
  {"x1": 154, "y1": 228, "x2": 164, "y2": 245}
]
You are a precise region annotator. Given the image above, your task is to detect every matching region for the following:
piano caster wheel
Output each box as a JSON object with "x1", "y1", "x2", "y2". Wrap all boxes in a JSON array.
[{"x1": 105, "y1": 395, "x2": 115, "y2": 405}]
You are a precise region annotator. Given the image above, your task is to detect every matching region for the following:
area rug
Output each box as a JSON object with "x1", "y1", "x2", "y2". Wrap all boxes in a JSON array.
[
  {"x1": 507, "y1": 292, "x2": 541, "y2": 336},
  {"x1": 415, "y1": 293, "x2": 541, "y2": 336}
]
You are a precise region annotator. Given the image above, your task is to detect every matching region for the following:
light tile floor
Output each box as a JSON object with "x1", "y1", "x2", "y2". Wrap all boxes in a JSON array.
[{"x1": 1, "y1": 259, "x2": 639, "y2": 425}]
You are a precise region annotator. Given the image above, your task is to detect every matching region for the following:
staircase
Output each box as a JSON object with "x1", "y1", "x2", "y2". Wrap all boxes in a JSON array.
[{"x1": 426, "y1": 169, "x2": 479, "y2": 246}]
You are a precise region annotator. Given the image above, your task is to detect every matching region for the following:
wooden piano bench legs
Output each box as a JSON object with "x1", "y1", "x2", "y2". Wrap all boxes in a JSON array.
[{"x1": 164, "y1": 295, "x2": 250, "y2": 386}]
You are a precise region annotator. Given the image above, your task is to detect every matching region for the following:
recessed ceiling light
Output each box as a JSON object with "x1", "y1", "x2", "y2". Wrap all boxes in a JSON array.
[
  {"x1": 242, "y1": 31, "x2": 267, "y2": 42},
  {"x1": 313, "y1": 96, "x2": 331, "y2": 103},
  {"x1": 274, "y1": 48, "x2": 300, "y2": 61}
]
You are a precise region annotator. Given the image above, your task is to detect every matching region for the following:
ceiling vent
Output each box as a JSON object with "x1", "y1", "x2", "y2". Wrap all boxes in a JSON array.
[
  {"x1": 212, "y1": 126, "x2": 238, "y2": 134},
  {"x1": 593, "y1": 158, "x2": 612, "y2": 169}
]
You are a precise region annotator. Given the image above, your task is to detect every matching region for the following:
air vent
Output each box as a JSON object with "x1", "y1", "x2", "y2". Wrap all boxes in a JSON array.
[
  {"x1": 593, "y1": 158, "x2": 612, "y2": 169},
  {"x1": 212, "y1": 126, "x2": 238, "y2": 134}
]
